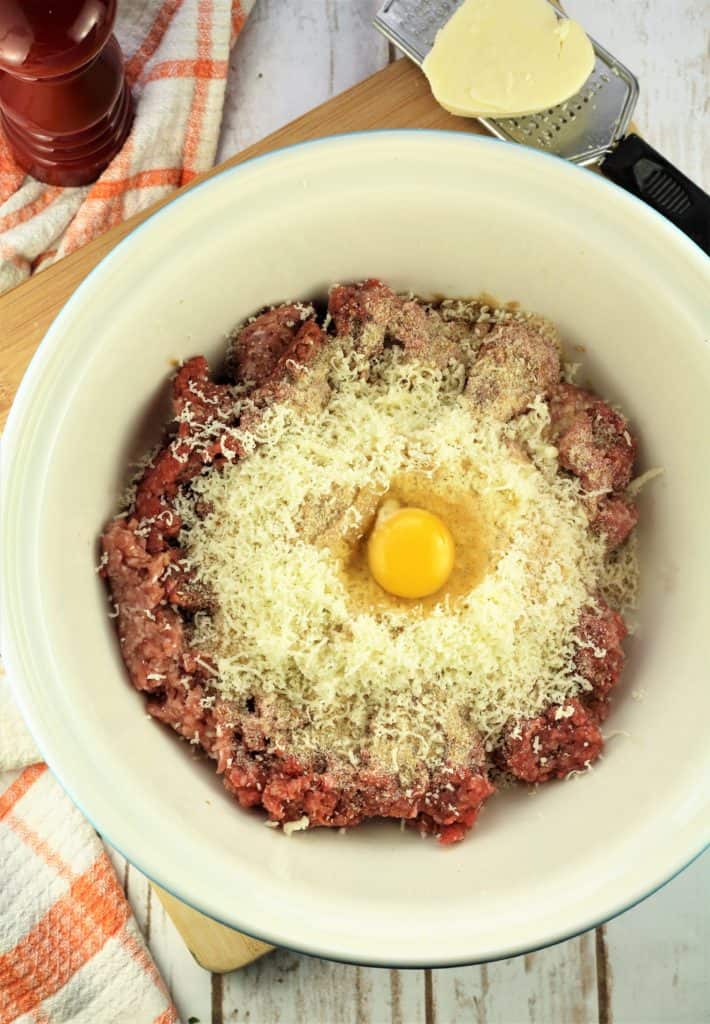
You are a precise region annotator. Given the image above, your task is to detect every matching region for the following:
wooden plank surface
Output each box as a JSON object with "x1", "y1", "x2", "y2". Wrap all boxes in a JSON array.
[
  {"x1": 430, "y1": 935, "x2": 599, "y2": 1024},
  {"x1": 8, "y1": 1, "x2": 710, "y2": 1021},
  {"x1": 603, "y1": 856, "x2": 710, "y2": 1024}
]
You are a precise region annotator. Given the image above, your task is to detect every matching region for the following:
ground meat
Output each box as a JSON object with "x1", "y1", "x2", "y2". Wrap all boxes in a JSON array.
[
  {"x1": 228, "y1": 303, "x2": 315, "y2": 385},
  {"x1": 147, "y1": 681, "x2": 219, "y2": 751},
  {"x1": 588, "y1": 494, "x2": 639, "y2": 550},
  {"x1": 102, "y1": 357, "x2": 236, "y2": 684},
  {"x1": 262, "y1": 320, "x2": 326, "y2": 389},
  {"x1": 134, "y1": 357, "x2": 241, "y2": 545},
  {"x1": 328, "y1": 279, "x2": 461, "y2": 367},
  {"x1": 329, "y1": 278, "x2": 415, "y2": 357},
  {"x1": 575, "y1": 599, "x2": 627, "y2": 721},
  {"x1": 328, "y1": 278, "x2": 392, "y2": 342},
  {"x1": 465, "y1": 321, "x2": 560, "y2": 421},
  {"x1": 103, "y1": 284, "x2": 639, "y2": 847},
  {"x1": 547, "y1": 381, "x2": 593, "y2": 436},
  {"x1": 133, "y1": 445, "x2": 193, "y2": 530},
  {"x1": 141, "y1": 667, "x2": 496, "y2": 844},
  {"x1": 414, "y1": 765, "x2": 496, "y2": 845},
  {"x1": 162, "y1": 557, "x2": 211, "y2": 611},
  {"x1": 498, "y1": 698, "x2": 603, "y2": 783},
  {"x1": 172, "y1": 355, "x2": 239, "y2": 425},
  {"x1": 101, "y1": 517, "x2": 188, "y2": 693},
  {"x1": 149, "y1": 677, "x2": 495, "y2": 842},
  {"x1": 239, "y1": 319, "x2": 330, "y2": 432},
  {"x1": 549, "y1": 383, "x2": 636, "y2": 494}
]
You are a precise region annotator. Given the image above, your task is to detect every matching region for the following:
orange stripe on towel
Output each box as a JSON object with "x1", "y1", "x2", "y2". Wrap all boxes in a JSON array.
[
  {"x1": 145, "y1": 57, "x2": 228, "y2": 82},
  {"x1": 230, "y1": 1, "x2": 246, "y2": 45},
  {"x1": 0, "y1": 857, "x2": 129, "y2": 1022},
  {"x1": 0, "y1": 765, "x2": 46, "y2": 822},
  {"x1": 0, "y1": 189, "x2": 62, "y2": 236},
  {"x1": 180, "y1": 0, "x2": 214, "y2": 184},
  {"x1": 125, "y1": 0, "x2": 187, "y2": 86}
]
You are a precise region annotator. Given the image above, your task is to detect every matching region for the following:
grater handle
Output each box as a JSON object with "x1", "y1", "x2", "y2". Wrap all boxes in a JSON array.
[{"x1": 601, "y1": 134, "x2": 709, "y2": 255}]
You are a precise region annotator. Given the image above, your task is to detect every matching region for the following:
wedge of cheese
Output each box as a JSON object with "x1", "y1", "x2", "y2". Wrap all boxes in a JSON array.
[{"x1": 422, "y1": 0, "x2": 595, "y2": 119}]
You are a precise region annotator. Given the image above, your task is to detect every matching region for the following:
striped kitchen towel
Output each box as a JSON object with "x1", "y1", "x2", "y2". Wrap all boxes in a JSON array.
[
  {"x1": 0, "y1": 669, "x2": 178, "y2": 1023},
  {"x1": 0, "y1": 0, "x2": 255, "y2": 295}
]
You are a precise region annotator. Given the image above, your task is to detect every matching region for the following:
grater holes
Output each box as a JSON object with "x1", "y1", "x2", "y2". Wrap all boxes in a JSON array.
[
  {"x1": 514, "y1": 103, "x2": 576, "y2": 142},
  {"x1": 490, "y1": 49, "x2": 633, "y2": 154},
  {"x1": 478, "y1": 44, "x2": 639, "y2": 165},
  {"x1": 579, "y1": 72, "x2": 608, "y2": 106},
  {"x1": 539, "y1": 110, "x2": 571, "y2": 130}
]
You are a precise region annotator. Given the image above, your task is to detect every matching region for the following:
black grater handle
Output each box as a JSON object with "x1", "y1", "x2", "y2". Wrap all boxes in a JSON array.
[{"x1": 601, "y1": 134, "x2": 709, "y2": 255}]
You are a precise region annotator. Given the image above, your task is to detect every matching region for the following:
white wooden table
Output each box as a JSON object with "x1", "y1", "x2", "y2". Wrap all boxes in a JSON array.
[{"x1": 110, "y1": 3, "x2": 710, "y2": 1021}]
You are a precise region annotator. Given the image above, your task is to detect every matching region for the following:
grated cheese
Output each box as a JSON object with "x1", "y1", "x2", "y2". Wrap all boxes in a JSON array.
[
  {"x1": 175, "y1": 342, "x2": 638, "y2": 777},
  {"x1": 627, "y1": 467, "x2": 664, "y2": 497},
  {"x1": 554, "y1": 704, "x2": 575, "y2": 720},
  {"x1": 283, "y1": 816, "x2": 310, "y2": 836}
]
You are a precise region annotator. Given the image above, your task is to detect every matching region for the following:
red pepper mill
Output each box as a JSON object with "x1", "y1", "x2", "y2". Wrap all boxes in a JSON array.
[{"x1": 0, "y1": 0, "x2": 133, "y2": 186}]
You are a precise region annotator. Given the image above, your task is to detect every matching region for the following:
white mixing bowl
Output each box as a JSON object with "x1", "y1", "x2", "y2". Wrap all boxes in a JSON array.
[{"x1": 2, "y1": 132, "x2": 709, "y2": 966}]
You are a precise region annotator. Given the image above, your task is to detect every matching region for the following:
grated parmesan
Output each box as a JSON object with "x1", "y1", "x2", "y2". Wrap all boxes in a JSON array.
[
  {"x1": 283, "y1": 816, "x2": 310, "y2": 836},
  {"x1": 174, "y1": 342, "x2": 638, "y2": 777}
]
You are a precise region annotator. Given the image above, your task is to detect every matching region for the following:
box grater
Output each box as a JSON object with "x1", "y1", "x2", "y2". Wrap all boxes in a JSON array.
[{"x1": 374, "y1": 0, "x2": 709, "y2": 254}]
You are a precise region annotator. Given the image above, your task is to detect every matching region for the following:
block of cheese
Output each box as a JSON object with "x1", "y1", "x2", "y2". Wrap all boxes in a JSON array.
[{"x1": 422, "y1": 0, "x2": 595, "y2": 119}]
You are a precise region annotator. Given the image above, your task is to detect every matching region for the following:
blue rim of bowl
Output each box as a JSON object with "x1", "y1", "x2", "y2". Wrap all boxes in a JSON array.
[{"x1": 2, "y1": 129, "x2": 709, "y2": 968}]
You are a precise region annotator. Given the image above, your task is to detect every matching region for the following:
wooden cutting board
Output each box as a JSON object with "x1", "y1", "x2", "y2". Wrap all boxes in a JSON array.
[{"x1": 0, "y1": 57, "x2": 491, "y2": 972}]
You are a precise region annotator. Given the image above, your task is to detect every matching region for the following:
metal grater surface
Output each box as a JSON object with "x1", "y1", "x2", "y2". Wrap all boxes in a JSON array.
[{"x1": 374, "y1": 0, "x2": 639, "y2": 166}]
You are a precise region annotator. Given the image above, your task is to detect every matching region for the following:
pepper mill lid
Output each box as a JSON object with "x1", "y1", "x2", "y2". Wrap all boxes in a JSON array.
[{"x1": 0, "y1": 0, "x2": 116, "y2": 73}]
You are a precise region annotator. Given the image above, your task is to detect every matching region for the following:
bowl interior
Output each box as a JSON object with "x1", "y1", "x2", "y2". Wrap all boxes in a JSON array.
[{"x1": 3, "y1": 132, "x2": 709, "y2": 966}]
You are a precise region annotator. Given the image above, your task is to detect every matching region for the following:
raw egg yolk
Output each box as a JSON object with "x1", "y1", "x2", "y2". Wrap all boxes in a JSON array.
[{"x1": 367, "y1": 505, "x2": 455, "y2": 599}]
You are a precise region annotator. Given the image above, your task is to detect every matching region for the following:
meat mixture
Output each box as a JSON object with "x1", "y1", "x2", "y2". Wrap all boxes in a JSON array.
[{"x1": 101, "y1": 279, "x2": 639, "y2": 845}]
